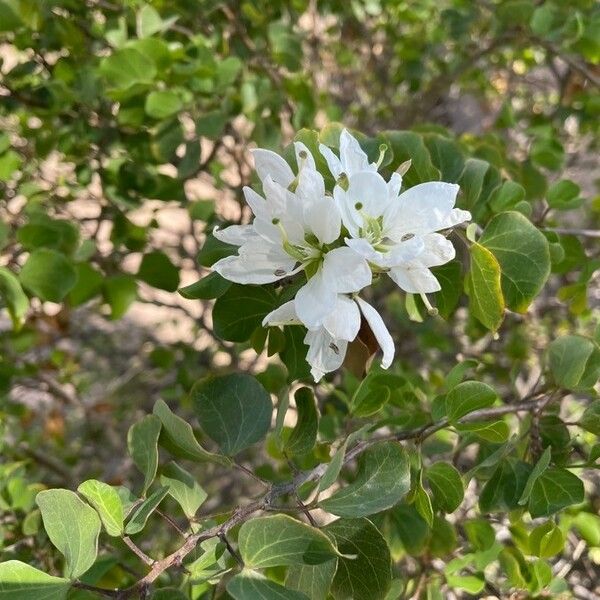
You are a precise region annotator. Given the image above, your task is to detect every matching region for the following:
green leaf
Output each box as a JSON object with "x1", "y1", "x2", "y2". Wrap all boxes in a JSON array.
[
  {"x1": 581, "y1": 401, "x2": 600, "y2": 436},
  {"x1": 192, "y1": 373, "x2": 272, "y2": 456},
  {"x1": 0, "y1": 267, "x2": 29, "y2": 329},
  {"x1": 68, "y1": 264, "x2": 104, "y2": 307},
  {"x1": 0, "y1": 561, "x2": 70, "y2": 600},
  {"x1": 480, "y1": 212, "x2": 550, "y2": 312},
  {"x1": 77, "y1": 480, "x2": 124, "y2": 537},
  {"x1": 227, "y1": 571, "x2": 309, "y2": 600},
  {"x1": 518, "y1": 447, "x2": 551, "y2": 505},
  {"x1": 125, "y1": 486, "x2": 169, "y2": 535},
  {"x1": 0, "y1": 150, "x2": 22, "y2": 182},
  {"x1": 152, "y1": 399, "x2": 229, "y2": 466},
  {"x1": 445, "y1": 381, "x2": 498, "y2": 422},
  {"x1": 197, "y1": 234, "x2": 236, "y2": 267},
  {"x1": 137, "y1": 251, "x2": 180, "y2": 292},
  {"x1": 284, "y1": 387, "x2": 319, "y2": 455},
  {"x1": 19, "y1": 249, "x2": 77, "y2": 303},
  {"x1": 466, "y1": 242, "x2": 504, "y2": 331},
  {"x1": 145, "y1": 91, "x2": 183, "y2": 120},
  {"x1": 104, "y1": 275, "x2": 137, "y2": 319},
  {"x1": 100, "y1": 48, "x2": 156, "y2": 89},
  {"x1": 136, "y1": 5, "x2": 168, "y2": 38},
  {"x1": 384, "y1": 131, "x2": 440, "y2": 187},
  {"x1": 212, "y1": 284, "x2": 277, "y2": 342},
  {"x1": 127, "y1": 415, "x2": 161, "y2": 496},
  {"x1": 281, "y1": 326, "x2": 311, "y2": 381},
  {"x1": 426, "y1": 463, "x2": 464, "y2": 513},
  {"x1": 458, "y1": 158, "x2": 489, "y2": 212},
  {"x1": 431, "y1": 260, "x2": 462, "y2": 319},
  {"x1": 414, "y1": 479, "x2": 434, "y2": 527},
  {"x1": 528, "y1": 468, "x2": 584, "y2": 518},
  {"x1": 0, "y1": 2, "x2": 21, "y2": 33},
  {"x1": 160, "y1": 462, "x2": 206, "y2": 519},
  {"x1": 178, "y1": 272, "x2": 231, "y2": 300},
  {"x1": 455, "y1": 420, "x2": 509, "y2": 443},
  {"x1": 325, "y1": 518, "x2": 392, "y2": 600},
  {"x1": 479, "y1": 459, "x2": 531, "y2": 513},
  {"x1": 350, "y1": 372, "x2": 394, "y2": 417},
  {"x1": 285, "y1": 561, "x2": 336, "y2": 600},
  {"x1": 319, "y1": 442, "x2": 410, "y2": 517},
  {"x1": 529, "y1": 521, "x2": 564, "y2": 558},
  {"x1": 489, "y1": 180, "x2": 526, "y2": 212},
  {"x1": 238, "y1": 514, "x2": 339, "y2": 568},
  {"x1": 547, "y1": 180, "x2": 582, "y2": 211},
  {"x1": 36, "y1": 489, "x2": 101, "y2": 579},
  {"x1": 547, "y1": 335, "x2": 600, "y2": 391}
]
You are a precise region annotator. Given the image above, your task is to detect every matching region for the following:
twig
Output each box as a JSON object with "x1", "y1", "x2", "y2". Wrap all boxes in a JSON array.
[
  {"x1": 543, "y1": 227, "x2": 600, "y2": 239},
  {"x1": 123, "y1": 537, "x2": 154, "y2": 567}
]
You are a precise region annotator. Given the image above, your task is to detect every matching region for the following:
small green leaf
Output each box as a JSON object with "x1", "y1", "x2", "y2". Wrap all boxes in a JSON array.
[
  {"x1": 426, "y1": 463, "x2": 464, "y2": 513},
  {"x1": 414, "y1": 479, "x2": 434, "y2": 527},
  {"x1": 212, "y1": 284, "x2": 277, "y2": 342},
  {"x1": 104, "y1": 275, "x2": 137, "y2": 319},
  {"x1": 238, "y1": 514, "x2": 339, "y2": 568},
  {"x1": 0, "y1": 561, "x2": 70, "y2": 600},
  {"x1": 281, "y1": 326, "x2": 311, "y2": 381},
  {"x1": 178, "y1": 272, "x2": 231, "y2": 300},
  {"x1": 547, "y1": 335, "x2": 600, "y2": 391},
  {"x1": 160, "y1": 462, "x2": 206, "y2": 519},
  {"x1": 137, "y1": 251, "x2": 180, "y2": 292},
  {"x1": 458, "y1": 158, "x2": 489, "y2": 212},
  {"x1": 0, "y1": 267, "x2": 29, "y2": 329},
  {"x1": 153, "y1": 399, "x2": 229, "y2": 466},
  {"x1": 285, "y1": 561, "x2": 336, "y2": 600},
  {"x1": 227, "y1": 571, "x2": 309, "y2": 600},
  {"x1": 100, "y1": 48, "x2": 156, "y2": 89},
  {"x1": 192, "y1": 374, "x2": 272, "y2": 456},
  {"x1": 325, "y1": 518, "x2": 392, "y2": 600},
  {"x1": 455, "y1": 420, "x2": 509, "y2": 443},
  {"x1": 547, "y1": 180, "x2": 582, "y2": 211},
  {"x1": 445, "y1": 381, "x2": 498, "y2": 422},
  {"x1": 529, "y1": 521, "x2": 564, "y2": 558},
  {"x1": 581, "y1": 401, "x2": 600, "y2": 436},
  {"x1": 125, "y1": 486, "x2": 169, "y2": 535},
  {"x1": 127, "y1": 415, "x2": 161, "y2": 496},
  {"x1": 19, "y1": 249, "x2": 77, "y2": 303},
  {"x1": 77, "y1": 480, "x2": 124, "y2": 537},
  {"x1": 36, "y1": 489, "x2": 101, "y2": 579},
  {"x1": 284, "y1": 387, "x2": 319, "y2": 455},
  {"x1": 528, "y1": 468, "x2": 584, "y2": 518},
  {"x1": 479, "y1": 459, "x2": 531, "y2": 513},
  {"x1": 466, "y1": 242, "x2": 504, "y2": 331},
  {"x1": 319, "y1": 442, "x2": 410, "y2": 517},
  {"x1": 145, "y1": 91, "x2": 182, "y2": 119},
  {"x1": 384, "y1": 131, "x2": 440, "y2": 187},
  {"x1": 518, "y1": 447, "x2": 551, "y2": 505},
  {"x1": 480, "y1": 211, "x2": 550, "y2": 312}
]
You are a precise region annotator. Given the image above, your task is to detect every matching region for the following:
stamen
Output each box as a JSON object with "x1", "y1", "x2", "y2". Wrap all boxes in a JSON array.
[
  {"x1": 355, "y1": 202, "x2": 363, "y2": 210},
  {"x1": 337, "y1": 172, "x2": 349, "y2": 191},
  {"x1": 376, "y1": 144, "x2": 388, "y2": 168},
  {"x1": 401, "y1": 233, "x2": 415, "y2": 242},
  {"x1": 420, "y1": 293, "x2": 438, "y2": 316},
  {"x1": 272, "y1": 217, "x2": 280, "y2": 225},
  {"x1": 274, "y1": 269, "x2": 286, "y2": 276},
  {"x1": 329, "y1": 342, "x2": 340, "y2": 354}
]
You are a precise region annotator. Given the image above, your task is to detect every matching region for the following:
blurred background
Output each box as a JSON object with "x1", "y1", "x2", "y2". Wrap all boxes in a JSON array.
[{"x1": 0, "y1": 0, "x2": 598, "y2": 595}]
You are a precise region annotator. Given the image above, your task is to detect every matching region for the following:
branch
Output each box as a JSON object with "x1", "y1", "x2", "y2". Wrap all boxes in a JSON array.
[{"x1": 543, "y1": 227, "x2": 600, "y2": 239}]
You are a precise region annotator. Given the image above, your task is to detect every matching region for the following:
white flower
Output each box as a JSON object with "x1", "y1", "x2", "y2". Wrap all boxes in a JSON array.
[
  {"x1": 212, "y1": 142, "x2": 371, "y2": 330},
  {"x1": 263, "y1": 294, "x2": 393, "y2": 382},
  {"x1": 319, "y1": 128, "x2": 380, "y2": 179}
]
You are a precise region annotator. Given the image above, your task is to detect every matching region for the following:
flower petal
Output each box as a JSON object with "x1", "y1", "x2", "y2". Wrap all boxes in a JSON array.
[
  {"x1": 388, "y1": 264, "x2": 441, "y2": 293},
  {"x1": 339, "y1": 129, "x2": 370, "y2": 175},
  {"x1": 251, "y1": 148, "x2": 295, "y2": 188},
  {"x1": 344, "y1": 236, "x2": 425, "y2": 268},
  {"x1": 304, "y1": 328, "x2": 348, "y2": 382},
  {"x1": 304, "y1": 196, "x2": 341, "y2": 245},
  {"x1": 295, "y1": 270, "x2": 338, "y2": 329},
  {"x1": 322, "y1": 295, "x2": 361, "y2": 341},
  {"x1": 294, "y1": 141, "x2": 316, "y2": 171},
  {"x1": 322, "y1": 247, "x2": 372, "y2": 293},
  {"x1": 243, "y1": 186, "x2": 269, "y2": 221},
  {"x1": 262, "y1": 301, "x2": 301, "y2": 327},
  {"x1": 346, "y1": 170, "x2": 390, "y2": 218},
  {"x1": 319, "y1": 143, "x2": 343, "y2": 179},
  {"x1": 356, "y1": 297, "x2": 394, "y2": 369},
  {"x1": 213, "y1": 224, "x2": 258, "y2": 246},
  {"x1": 415, "y1": 233, "x2": 455, "y2": 267}
]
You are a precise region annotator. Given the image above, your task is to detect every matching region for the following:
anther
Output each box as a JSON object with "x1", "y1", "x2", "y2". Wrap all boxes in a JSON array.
[
  {"x1": 272, "y1": 217, "x2": 280, "y2": 225},
  {"x1": 401, "y1": 233, "x2": 415, "y2": 242},
  {"x1": 355, "y1": 202, "x2": 363, "y2": 210},
  {"x1": 329, "y1": 342, "x2": 340, "y2": 354},
  {"x1": 274, "y1": 269, "x2": 286, "y2": 276}
]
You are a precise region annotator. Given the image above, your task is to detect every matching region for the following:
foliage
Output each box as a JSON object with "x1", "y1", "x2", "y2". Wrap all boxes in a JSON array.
[{"x1": 0, "y1": 0, "x2": 599, "y2": 599}]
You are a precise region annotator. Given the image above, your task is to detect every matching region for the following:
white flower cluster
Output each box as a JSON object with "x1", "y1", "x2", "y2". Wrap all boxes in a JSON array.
[{"x1": 213, "y1": 130, "x2": 471, "y2": 381}]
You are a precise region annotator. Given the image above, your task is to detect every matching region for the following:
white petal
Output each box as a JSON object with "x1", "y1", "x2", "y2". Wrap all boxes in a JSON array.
[
  {"x1": 322, "y1": 295, "x2": 361, "y2": 341},
  {"x1": 340, "y1": 129, "x2": 370, "y2": 175},
  {"x1": 385, "y1": 182, "x2": 465, "y2": 238},
  {"x1": 243, "y1": 186, "x2": 269, "y2": 221},
  {"x1": 262, "y1": 301, "x2": 300, "y2": 327},
  {"x1": 304, "y1": 328, "x2": 348, "y2": 382},
  {"x1": 346, "y1": 170, "x2": 390, "y2": 218},
  {"x1": 303, "y1": 196, "x2": 341, "y2": 245},
  {"x1": 296, "y1": 164, "x2": 325, "y2": 201},
  {"x1": 294, "y1": 141, "x2": 316, "y2": 171},
  {"x1": 415, "y1": 233, "x2": 455, "y2": 267},
  {"x1": 319, "y1": 143, "x2": 343, "y2": 179},
  {"x1": 356, "y1": 297, "x2": 394, "y2": 369},
  {"x1": 322, "y1": 247, "x2": 372, "y2": 293},
  {"x1": 387, "y1": 172, "x2": 403, "y2": 198},
  {"x1": 213, "y1": 224, "x2": 257, "y2": 246},
  {"x1": 333, "y1": 186, "x2": 361, "y2": 238},
  {"x1": 251, "y1": 148, "x2": 295, "y2": 187},
  {"x1": 343, "y1": 237, "x2": 380, "y2": 263},
  {"x1": 295, "y1": 271, "x2": 338, "y2": 329},
  {"x1": 388, "y1": 265, "x2": 441, "y2": 293},
  {"x1": 344, "y1": 236, "x2": 425, "y2": 269}
]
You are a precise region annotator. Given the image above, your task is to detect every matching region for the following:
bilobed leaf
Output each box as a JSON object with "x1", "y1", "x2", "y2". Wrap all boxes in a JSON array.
[
  {"x1": 19, "y1": 249, "x2": 77, "y2": 303},
  {"x1": 350, "y1": 372, "x2": 395, "y2": 417},
  {"x1": 36, "y1": 489, "x2": 101, "y2": 579},
  {"x1": 192, "y1": 373, "x2": 272, "y2": 456},
  {"x1": 529, "y1": 521, "x2": 564, "y2": 558},
  {"x1": 284, "y1": 387, "x2": 319, "y2": 455},
  {"x1": 479, "y1": 459, "x2": 531, "y2": 513},
  {"x1": 426, "y1": 463, "x2": 464, "y2": 513},
  {"x1": 160, "y1": 462, "x2": 206, "y2": 518},
  {"x1": 227, "y1": 571, "x2": 309, "y2": 600},
  {"x1": 285, "y1": 561, "x2": 337, "y2": 600},
  {"x1": 547, "y1": 335, "x2": 600, "y2": 391},
  {"x1": 547, "y1": 180, "x2": 582, "y2": 211},
  {"x1": 212, "y1": 284, "x2": 277, "y2": 342},
  {"x1": 479, "y1": 211, "x2": 550, "y2": 312},
  {"x1": 238, "y1": 514, "x2": 339, "y2": 568},
  {"x1": 325, "y1": 518, "x2": 392, "y2": 600},
  {"x1": 77, "y1": 480, "x2": 124, "y2": 537},
  {"x1": 0, "y1": 267, "x2": 29, "y2": 329},
  {"x1": 125, "y1": 486, "x2": 169, "y2": 535},
  {"x1": 518, "y1": 447, "x2": 551, "y2": 505},
  {"x1": 581, "y1": 401, "x2": 600, "y2": 436},
  {"x1": 0, "y1": 561, "x2": 70, "y2": 600},
  {"x1": 127, "y1": 415, "x2": 161, "y2": 495},
  {"x1": 178, "y1": 272, "x2": 231, "y2": 300},
  {"x1": 455, "y1": 420, "x2": 509, "y2": 443},
  {"x1": 466, "y1": 242, "x2": 504, "y2": 331},
  {"x1": 153, "y1": 399, "x2": 229, "y2": 466},
  {"x1": 445, "y1": 381, "x2": 498, "y2": 422},
  {"x1": 528, "y1": 468, "x2": 584, "y2": 518},
  {"x1": 319, "y1": 442, "x2": 410, "y2": 517}
]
